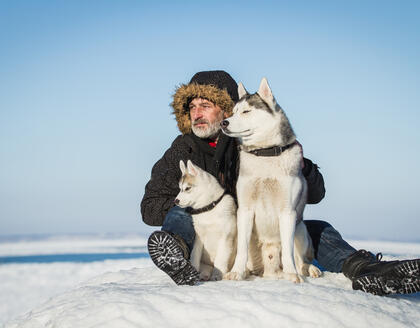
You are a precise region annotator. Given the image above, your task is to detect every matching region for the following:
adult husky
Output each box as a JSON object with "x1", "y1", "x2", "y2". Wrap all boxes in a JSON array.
[
  {"x1": 222, "y1": 78, "x2": 321, "y2": 283},
  {"x1": 175, "y1": 160, "x2": 237, "y2": 281}
]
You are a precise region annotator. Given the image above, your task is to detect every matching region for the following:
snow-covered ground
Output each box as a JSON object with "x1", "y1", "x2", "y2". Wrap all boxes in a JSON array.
[{"x1": 1, "y1": 236, "x2": 419, "y2": 328}]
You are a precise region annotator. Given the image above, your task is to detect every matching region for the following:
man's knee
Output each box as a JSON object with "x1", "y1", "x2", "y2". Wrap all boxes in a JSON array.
[
  {"x1": 163, "y1": 206, "x2": 192, "y2": 228},
  {"x1": 304, "y1": 219, "x2": 334, "y2": 242},
  {"x1": 303, "y1": 220, "x2": 336, "y2": 258},
  {"x1": 162, "y1": 206, "x2": 195, "y2": 251},
  {"x1": 304, "y1": 220, "x2": 332, "y2": 232}
]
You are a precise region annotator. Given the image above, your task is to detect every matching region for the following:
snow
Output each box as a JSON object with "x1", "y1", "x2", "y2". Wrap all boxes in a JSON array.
[
  {"x1": 0, "y1": 259, "x2": 150, "y2": 326},
  {"x1": 2, "y1": 238, "x2": 420, "y2": 328}
]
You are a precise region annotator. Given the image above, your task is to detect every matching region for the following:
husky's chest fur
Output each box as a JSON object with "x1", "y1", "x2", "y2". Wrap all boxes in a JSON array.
[
  {"x1": 237, "y1": 144, "x2": 307, "y2": 241},
  {"x1": 192, "y1": 195, "x2": 237, "y2": 265}
]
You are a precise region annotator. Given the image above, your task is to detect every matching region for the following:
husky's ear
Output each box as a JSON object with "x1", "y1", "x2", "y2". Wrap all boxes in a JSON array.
[
  {"x1": 257, "y1": 77, "x2": 276, "y2": 108},
  {"x1": 179, "y1": 160, "x2": 186, "y2": 175},
  {"x1": 238, "y1": 82, "x2": 249, "y2": 99},
  {"x1": 186, "y1": 160, "x2": 198, "y2": 176}
]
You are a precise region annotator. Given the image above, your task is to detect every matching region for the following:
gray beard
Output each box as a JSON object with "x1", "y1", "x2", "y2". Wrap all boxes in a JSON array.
[{"x1": 191, "y1": 119, "x2": 222, "y2": 139}]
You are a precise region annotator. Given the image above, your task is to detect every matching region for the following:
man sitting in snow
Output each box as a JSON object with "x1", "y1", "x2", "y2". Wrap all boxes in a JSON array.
[{"x1": 141, "y1": 70, "x2": 419, "y2": 295}]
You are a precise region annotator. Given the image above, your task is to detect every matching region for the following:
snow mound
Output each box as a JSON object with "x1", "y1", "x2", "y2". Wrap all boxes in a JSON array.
[
  {"x1": 0, "y1": 259, "x2": 147, "y2": 325},
  {"x1": 7, "y1": 265, "x2": 420, "y2": 328}
]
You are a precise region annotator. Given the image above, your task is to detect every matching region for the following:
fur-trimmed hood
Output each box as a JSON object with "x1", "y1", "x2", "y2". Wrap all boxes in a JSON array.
[
  {"x1": 170, "y1": 71, "x2": 239, "y2": 135},
  {"x1": 171, "y1": 83, "x2": 235, "y2": 135}
]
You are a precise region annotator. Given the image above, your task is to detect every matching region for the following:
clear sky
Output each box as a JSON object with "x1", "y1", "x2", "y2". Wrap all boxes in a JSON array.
[{"x1": 1, "y1": 0, "x2": 419, "y2": 241}]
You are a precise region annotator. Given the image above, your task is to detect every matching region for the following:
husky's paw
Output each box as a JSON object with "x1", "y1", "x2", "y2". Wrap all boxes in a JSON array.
[
  {"x1": 308, "y1": 264, "x2": 322, "y2": 278},
  {"x1": 198, "y1": 263, "x2": 213, "y2": 281},
  {"x1": 263, "y1": 271, "x2": 284, "y2": 280},
  {"x1": 199, "y1": 272, "x2": 210, "y2": 281},
  {"x1": 210, "y1": 269, "x2": 223, "y2": 281},
  {"x1": 299, "y1": 263, "x2": 322, "y2": 278},
  {"x1": 284, "y1": 272, "x2": 304, "y2": 283},
  {"x1": 224, "y1": 271, "x2": 246, "y2": 281}
]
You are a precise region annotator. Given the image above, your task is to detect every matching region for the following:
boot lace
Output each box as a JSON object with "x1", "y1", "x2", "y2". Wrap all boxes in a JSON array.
[{"x1": 359, "y1": 249, "x2": 383, "y2": 262}]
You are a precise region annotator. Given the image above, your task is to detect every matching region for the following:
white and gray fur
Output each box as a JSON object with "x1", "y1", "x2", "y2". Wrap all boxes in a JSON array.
[
  {"x1": 222, "y1": 78, "x2": 321, "y2": 282},
  {"x1": 175, "y1": 160, "x2": 237, "y2": 281}
]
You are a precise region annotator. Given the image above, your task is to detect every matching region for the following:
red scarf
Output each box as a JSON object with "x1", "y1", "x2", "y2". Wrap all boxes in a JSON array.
[{"x1": 208, "y1": 141, "x2": 217, "y2": 148}]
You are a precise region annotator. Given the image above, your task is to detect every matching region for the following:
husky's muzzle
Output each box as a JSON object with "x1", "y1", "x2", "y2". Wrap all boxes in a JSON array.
[
  {"x1": 221, "y1": 120, "x2": 252, "y2": 137},
  {"x1": 220, "y1": 120, "x2": 230, "y2": 134}
]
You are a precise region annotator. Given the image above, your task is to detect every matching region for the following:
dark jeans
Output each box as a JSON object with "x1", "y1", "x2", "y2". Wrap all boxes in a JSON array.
[{"x1": 162, "y1": 206, "x2": 356, "y2": 273}]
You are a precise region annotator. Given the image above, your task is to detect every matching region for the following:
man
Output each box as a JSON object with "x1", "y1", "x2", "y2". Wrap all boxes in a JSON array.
[{"x1": 141, "y1": 70, "x2": 419, "y2": 295}]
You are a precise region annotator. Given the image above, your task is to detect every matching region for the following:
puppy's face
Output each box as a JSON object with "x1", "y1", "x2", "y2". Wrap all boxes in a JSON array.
[
  {"x1": 175, "y1": 172, "x2": 197, "y2": 208},
  {"x1": 174, "y1": 160, "x2": 204, "y2": 208}
]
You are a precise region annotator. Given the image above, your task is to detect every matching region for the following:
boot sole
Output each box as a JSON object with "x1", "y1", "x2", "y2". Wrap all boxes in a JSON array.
[
  {"x1": 148, "y1": 231, "x2": 199, "y2": 286},
  {"x1": 353, "y1": 259, "x2": 420, "y2": 295}
]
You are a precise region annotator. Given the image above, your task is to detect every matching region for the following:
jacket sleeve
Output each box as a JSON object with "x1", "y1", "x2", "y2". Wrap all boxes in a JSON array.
[
  {"x1": 140, "y1": 137, "x2": 184, "y2": 226},
  {"x1": 302, "y1": 157, "x2": 326, "y2": 204}
]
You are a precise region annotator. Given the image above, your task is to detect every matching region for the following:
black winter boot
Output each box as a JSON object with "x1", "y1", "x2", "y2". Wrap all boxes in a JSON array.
[
  {"x1": 147, "y1": 230, "x2": 199, "y2": 286},
  {"x1": 342, "y1": 249, "x2": 420, "y2": 296}
]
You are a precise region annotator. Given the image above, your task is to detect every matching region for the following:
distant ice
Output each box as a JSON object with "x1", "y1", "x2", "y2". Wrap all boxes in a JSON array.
[
  {"x1": 0, "y1": 234, "x2": 148, "y2": 256},
  {"x1": 2, "y1": 237, "x2": 419, "y2": 328}
]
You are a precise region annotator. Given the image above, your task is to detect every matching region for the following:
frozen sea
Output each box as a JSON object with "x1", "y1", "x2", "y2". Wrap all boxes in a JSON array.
[{"x1": 1, "y1": 234, "x2": 419, "y2": 327}]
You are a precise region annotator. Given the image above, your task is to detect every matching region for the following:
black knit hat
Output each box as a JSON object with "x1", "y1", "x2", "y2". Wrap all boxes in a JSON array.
[{"x1": 189, "y1": 70, "x2": 239, "y2": 102}]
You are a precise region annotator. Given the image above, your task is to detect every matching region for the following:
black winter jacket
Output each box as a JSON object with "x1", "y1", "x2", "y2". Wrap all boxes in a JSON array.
[{"x1": 141, "y1": 134, "x2": 326, "y2": 226}]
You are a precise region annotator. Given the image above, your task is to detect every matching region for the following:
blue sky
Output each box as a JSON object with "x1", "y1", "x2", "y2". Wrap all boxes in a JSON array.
[{"x1": 0, "y1": 1, "x2": 419, "y2": 241}]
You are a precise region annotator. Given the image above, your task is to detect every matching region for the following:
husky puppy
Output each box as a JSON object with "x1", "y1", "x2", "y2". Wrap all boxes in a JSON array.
[
  {"x1": 175, "y1": 160, "x2": 237, "y2": 281},
  {"x1": 221, "y1": 78, "x2": 321, "y2": 283}
]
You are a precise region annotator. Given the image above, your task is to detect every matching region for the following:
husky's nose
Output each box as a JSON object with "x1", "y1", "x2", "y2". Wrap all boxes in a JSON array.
[
  {"x1": 174, "y1": 198, "x2": 180, "y2": 205},
  {"x1": 221, "y1": 120, "x2": 229, "y2": 128}
]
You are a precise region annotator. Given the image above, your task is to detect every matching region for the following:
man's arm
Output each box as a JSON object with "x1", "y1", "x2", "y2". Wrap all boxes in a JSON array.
[
  {"x1": 302, "y1": 157, "x2": 326, "y2": 204},
  {"x1": 141, "y1": 137, "x2": 184, "y2": 226}
]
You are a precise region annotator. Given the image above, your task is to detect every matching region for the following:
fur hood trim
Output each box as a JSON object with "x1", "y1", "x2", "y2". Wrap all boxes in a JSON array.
[{"x1": 171, "y1": 83, "x2": 234, "y2": 135}]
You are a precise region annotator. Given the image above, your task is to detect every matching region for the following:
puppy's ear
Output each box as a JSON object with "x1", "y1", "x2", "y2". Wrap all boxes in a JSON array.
[
  {"x1": 179, "y1": 160, "x2": 186, "y2": 175},
  {"x1": 238, "y1": 82, "x2": 249, "y2": 99},
  {"x1": 187, "y1": 160, "x2": 198, "y2": 176},
  {"x1": 257, "y1": 77, "x2": 275, "y2": 107}
]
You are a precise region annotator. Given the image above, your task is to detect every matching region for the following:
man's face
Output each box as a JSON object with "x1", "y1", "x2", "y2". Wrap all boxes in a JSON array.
[{"x1": 189, "y1": 98, "x2": 225, "y2": 139}]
